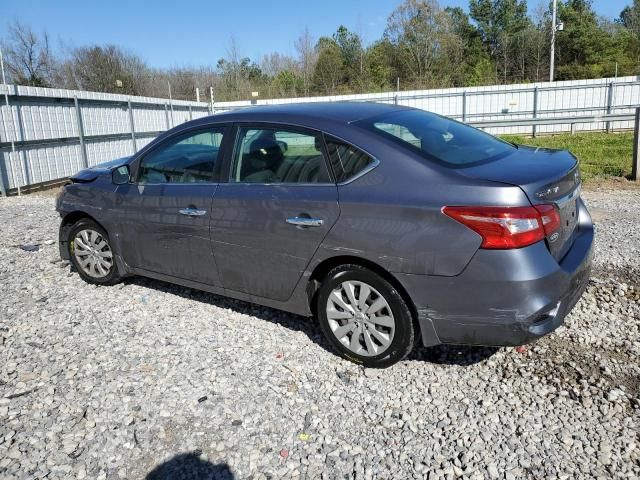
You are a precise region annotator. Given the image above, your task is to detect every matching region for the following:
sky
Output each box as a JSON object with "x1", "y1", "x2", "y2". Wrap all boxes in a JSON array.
[{"x1": 0, "y1": 0, "x2": 632, "y2": 69}]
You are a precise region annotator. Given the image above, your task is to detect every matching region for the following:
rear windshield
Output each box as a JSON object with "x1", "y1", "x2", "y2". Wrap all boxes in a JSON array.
[{"x1": 355, "y1": 109, "x2": 516, "y2": 168}]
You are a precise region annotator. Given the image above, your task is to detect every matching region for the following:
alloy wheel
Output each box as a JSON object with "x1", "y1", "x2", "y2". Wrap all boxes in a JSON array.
[
  {"x1": 73, "y1": 228, "x2": 114, "y2": 278},
  {"x1": 325, "y1": 280, "x2": 395, "y2": 357}
]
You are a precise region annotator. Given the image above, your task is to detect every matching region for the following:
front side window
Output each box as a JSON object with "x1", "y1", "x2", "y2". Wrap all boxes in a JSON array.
[
  {"x1": 138, "y1": 128, "x2": 224, "y2": 183},
  {"x1": 356, "y1": 110, "x2": 516, "y2": 168},
  {"x1": 231, "y1": 127, "x2": 331, "y2": 184},
  {"x1": 325, "y1": 138, "x2": 376, "y2": 183}
]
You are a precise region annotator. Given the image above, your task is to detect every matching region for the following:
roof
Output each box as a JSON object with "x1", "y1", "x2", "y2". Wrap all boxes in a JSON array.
[{"x1": 207, "y1": 101, "x2": 411, "y2": 124}]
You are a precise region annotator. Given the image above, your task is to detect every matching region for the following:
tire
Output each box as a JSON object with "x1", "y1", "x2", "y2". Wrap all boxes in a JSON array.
[
  {"x1": 68, "y1": 218, "x2": 121, "y2": 286},
  {"x1": 316, "y1": 264, "x2": 415, "y2": 368}
]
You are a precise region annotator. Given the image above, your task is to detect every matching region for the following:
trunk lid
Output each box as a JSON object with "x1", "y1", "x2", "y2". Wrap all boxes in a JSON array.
[{"x1": 458, "y1": 145, "x2": 581, "y2": 260}]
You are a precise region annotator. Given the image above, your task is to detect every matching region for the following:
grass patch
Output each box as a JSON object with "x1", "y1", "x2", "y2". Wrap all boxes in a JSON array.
[{"x1": 499, "y1": 132, "x2": 634, "y2": 180}]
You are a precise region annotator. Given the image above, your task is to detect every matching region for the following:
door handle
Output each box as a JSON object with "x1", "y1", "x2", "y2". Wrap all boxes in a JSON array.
[
  {"x1": 286, "y1": 216, "x2": 324, "y2": 227},
  {"x1": 179, "y1": 208, "x2": 207, "y2": 217}
]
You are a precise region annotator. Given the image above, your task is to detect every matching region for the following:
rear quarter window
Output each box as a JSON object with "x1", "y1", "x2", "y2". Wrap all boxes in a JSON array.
[{"x1": 325, "y1": 137, "x2": 376, "y2": 183}]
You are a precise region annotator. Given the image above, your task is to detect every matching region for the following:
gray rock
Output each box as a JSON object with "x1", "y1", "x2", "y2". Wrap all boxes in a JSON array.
[{"x1": 0, "y1": 188, "x2": 638, "y2": 479}]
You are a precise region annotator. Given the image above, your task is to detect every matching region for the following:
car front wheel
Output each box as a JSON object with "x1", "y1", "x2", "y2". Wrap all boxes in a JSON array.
[
  {"x1": 316, "y1": 264, "x2": 416, "y2": 368},
  {"x1": 68, "y1": 218, "x2": 121, "y2": 285}
]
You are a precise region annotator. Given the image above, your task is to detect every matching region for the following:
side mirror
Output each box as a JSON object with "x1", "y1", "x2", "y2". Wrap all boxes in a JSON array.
[{"x1": 112, "y1": 165, "x2": 131, "y2": 185}]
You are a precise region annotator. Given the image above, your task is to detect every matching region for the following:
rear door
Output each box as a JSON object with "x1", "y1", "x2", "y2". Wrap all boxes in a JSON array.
[
  {"x1": 115, "y1": 126, "x2": 229, "y2": 285},
  {"x1": 210, "y1": 124, "x2": 340, "y2": 301}
]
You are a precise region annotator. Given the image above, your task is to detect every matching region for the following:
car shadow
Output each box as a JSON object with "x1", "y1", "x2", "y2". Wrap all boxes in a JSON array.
[
  {"x1": 126, "y1": 276, "x2": 331, "y2": 348},
  {"x1": 407, "y1": 344, "x2": 499, "y2": 366},
  {"x1": 145, "y1": 451, "x2": 233, "y2": 479},
  {"x1": 126, "y1": 277, "x2": 498, "y2": 367}
]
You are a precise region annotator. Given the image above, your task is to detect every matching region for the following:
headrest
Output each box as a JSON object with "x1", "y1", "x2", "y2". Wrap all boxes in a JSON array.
[{"x1": 247, "y1": 138, "x2": 283, "y2": 169}]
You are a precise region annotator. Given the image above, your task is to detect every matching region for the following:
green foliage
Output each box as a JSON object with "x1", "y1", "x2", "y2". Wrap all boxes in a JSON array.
[
  {"x1": 333, "y1": 26, "x2": 362, "y2": 70},
  {"x1": 384, "y1": 0, "x2": 453, "y2": 87},
  {"x1": 4, "y1": 0, "x2": 640, "y2": 100},
  {"x1": 445, "y1": 6, "x2": 492, "y2": 86},
  {"x1": 363, "y1": 40, "x2": 396, "y2": 90},
  {"x1": 469, "y1": 0, "x2": 530, "y2": 54},
  {"x1": 467, "y1": 57, "x2": 497, "y2": 86},
  {"x1": 271, "y1": 70, "x2": 302, "y2": 97},
  {"x1": 313, "y1": 37, "x2": 344, "y2": 94}
]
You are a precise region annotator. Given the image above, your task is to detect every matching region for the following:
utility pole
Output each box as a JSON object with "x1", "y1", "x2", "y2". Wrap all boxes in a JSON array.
[{"x1": 550, "y1": 0, "x2": 557, "y2": 82}]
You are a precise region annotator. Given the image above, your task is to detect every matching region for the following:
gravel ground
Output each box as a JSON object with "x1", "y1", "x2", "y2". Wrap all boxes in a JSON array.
[{"x1": 0, "y1": 186, "x2": 638, "y2": 480}]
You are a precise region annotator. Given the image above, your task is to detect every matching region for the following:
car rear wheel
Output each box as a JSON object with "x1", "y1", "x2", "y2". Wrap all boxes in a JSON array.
[
  {"x1": 68, "y1": 219, "x2": 121, "y2": 285},
  {"x1": 316, "y1": 264, "x2": 415, "y2": 368}
]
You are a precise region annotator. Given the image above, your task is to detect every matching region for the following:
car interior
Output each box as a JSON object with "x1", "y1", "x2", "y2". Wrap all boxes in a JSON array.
[
  {"x1": 237, "y1": 130, "x2": 331, "y2": 184},
  {"x1": 139, "y1": 143, "x2": 219, "y2": 183}
]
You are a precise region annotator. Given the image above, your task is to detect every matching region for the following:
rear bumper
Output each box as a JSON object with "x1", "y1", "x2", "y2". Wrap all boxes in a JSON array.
[{"x1": 396, "y1": 198, "x2": 594, "y2": 347}]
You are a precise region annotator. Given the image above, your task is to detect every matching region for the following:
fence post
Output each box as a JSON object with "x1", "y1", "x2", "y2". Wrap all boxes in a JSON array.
[
  {"x1": 11, "y1": 85, "x2": 30, "y2": 190},
  {"x1": 164, "y1": 103, "x2": 170, "y2": 130},
  {"x1": 0, "y1": 91, "x2": 8, "y2": 196},
  {"x1": 0, "y1": 154, "x2": 6, "y2": 196},
  {"x1": 462, "y1": 91, "x2": 467, "y2": 122},
  {"x1": 127, "y1": 100, "x2": 137, "y2": 154},
  {"x1": 632, "y1": 107, "x2": 640, "y2": 181},
  {"x1": 532, "y1": 87, "x2": 538, "y2": 138},
  {"x1": 74, "y1": 96, "x2": 88, "y2": 168},
  {"x1": 606, "y1": 82, "x2": 614, "y2": 133},
  {"x1": 188, "y1": 105, "x2": 193, "y2": 121}
]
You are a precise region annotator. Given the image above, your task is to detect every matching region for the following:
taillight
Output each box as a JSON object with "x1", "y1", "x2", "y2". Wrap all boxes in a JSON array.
[
  {"x1": 533, "y1": 204, "x2": 561, "y2": 236},
  {"x1": 442, "y1": 205, "x2": 560, "y2": 249}
]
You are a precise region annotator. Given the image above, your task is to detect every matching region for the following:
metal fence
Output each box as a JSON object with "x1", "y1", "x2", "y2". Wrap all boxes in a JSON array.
[
  {"x1": 0, "y1": 84, "x2": 210, "y2": 194},
  {"x1": 214, "y1": 76, "x2": 640, "y2": 136},
  {"x1": 1, "y1": 75, "x2": 639, "y2": 194}
]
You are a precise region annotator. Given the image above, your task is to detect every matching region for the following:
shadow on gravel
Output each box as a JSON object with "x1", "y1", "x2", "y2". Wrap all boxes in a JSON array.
[
  {"x1": 408, "y1": 344, "x2": 499, "y2": 366},
  {"x1": 146, "y1": 451, "x2": 233, "y2": 480},
  {"x1": 127, "y1": 276, "x2": 332, "y2": 349},
  {"x1": 128, "y1": 277, "x2": 499, "y2": 367}
]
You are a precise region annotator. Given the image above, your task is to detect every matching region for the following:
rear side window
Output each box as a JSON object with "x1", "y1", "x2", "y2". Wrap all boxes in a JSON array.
[
  {"x1": 325, "y1": 138, "x2": 375, "y2": 183},
  {"x1": 355, "y1": 109, "x2": 516, "y2": 168},
  {"x1": 138, "y1": 128, "x2": 224, "y2": 183},
  {"x1": 231, "y1": 127, "x2": 332, "y2": 184}
]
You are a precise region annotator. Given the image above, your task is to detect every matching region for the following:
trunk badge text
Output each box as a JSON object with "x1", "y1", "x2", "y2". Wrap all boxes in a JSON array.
[{"x1": 535, "y1": 186, "x2": 560, "y2": 199}]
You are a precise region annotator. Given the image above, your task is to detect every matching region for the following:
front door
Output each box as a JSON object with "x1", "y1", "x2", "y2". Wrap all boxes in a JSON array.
[
  {"x1": 116, "y1": 126, "x2": 228, "y2": 285},
  {"x1": 210, "y1": 125, "x2": 340, "y2": 301}
]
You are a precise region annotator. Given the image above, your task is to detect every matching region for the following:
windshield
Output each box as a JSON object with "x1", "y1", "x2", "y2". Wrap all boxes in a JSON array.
[{"x1": 356, "y1": 109, "x2": 516, "y2": 168}]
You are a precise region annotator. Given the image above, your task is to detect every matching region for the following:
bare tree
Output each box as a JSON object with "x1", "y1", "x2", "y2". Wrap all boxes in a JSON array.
[
  {"x1": 226, "y1": 36, "x2": 241, "y2": 93},
  {"x1": 497, "y1": 32, "x2": 510, "y2": 84},
  {"x1": 295, "y1": 26, "x2": 317, "y2": 96},
  {"x1": 1, "y1": 21, "x2": 54, "y2": 86},
  {"x1": 57, "y1": 45, "x2": 147, "y2": 94},
  {"x1": 527, "y1": 1, "x2": 550, "y2": 82},
  {"x1": 261, "y1": 52, "x2": 297, "y2": 77},
  {"x1": 437, "y1": 13, "x2": 466, "y2": 86},
  {"x1": 384, "y1": 0, "x2": 448, "y2": 88}
]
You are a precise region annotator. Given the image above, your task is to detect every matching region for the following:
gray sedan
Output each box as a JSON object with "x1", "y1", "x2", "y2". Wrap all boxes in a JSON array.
[{"x1": 56, "y1": 102, "x2": 593, "y2": 368}]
